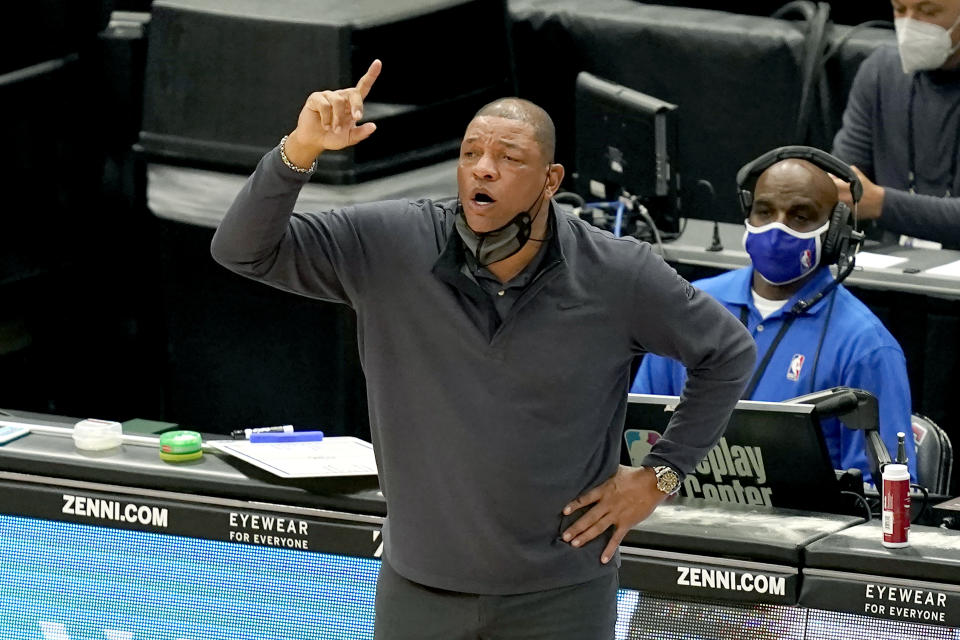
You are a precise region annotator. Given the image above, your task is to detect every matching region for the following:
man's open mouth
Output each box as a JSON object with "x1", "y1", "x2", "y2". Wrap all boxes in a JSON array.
[
  {"x1": 473, "y1": 192, "x2": 496, "y2": 204},
  {"x1": 473, "y1": 192, "x2": 496, "y2": 206}
]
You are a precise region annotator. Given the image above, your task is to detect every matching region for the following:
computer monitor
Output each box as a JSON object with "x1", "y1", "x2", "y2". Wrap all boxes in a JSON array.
[
  {"x1": 573, "y1": 71, "x2": 681, "y2": 238},
  {"x1": 623, "y1": 393, "x2": 845, "y2": 514}
]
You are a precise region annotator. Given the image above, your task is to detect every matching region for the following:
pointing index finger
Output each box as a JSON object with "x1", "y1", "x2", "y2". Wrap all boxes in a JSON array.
[{"x1": 355, "y1": 59, "x2": 382, "y2": 100}]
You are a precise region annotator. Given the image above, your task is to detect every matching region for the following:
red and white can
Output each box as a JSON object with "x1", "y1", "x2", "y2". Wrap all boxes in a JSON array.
[{"x1": 881, "y1": 463, "x2": 910, "y2": 548}]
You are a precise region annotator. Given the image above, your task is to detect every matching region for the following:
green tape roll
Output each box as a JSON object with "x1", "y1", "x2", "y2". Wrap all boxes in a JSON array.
[
  {"x1": 159, "y1": 449, "x2": 203, "y2": 463},
  {"x1": 159, "y1": 430, "x2": 202, "y2": 455}
]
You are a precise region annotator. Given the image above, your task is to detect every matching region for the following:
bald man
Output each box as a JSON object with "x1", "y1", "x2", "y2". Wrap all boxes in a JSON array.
[
  {"x1": 211, "y1": 61, "x2": 755, "y2": 638},
  {"x1": 633, "y1": 156, "x2": 916, "y2": 486}
]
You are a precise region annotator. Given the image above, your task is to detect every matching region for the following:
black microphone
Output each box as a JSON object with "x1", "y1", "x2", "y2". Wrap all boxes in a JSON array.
[
  {"x1": 694, "y1": 180, "x2": 722, "y2": 252},
  {"x1": 791, "y1": 279, "x2": 839, "y2": 314},
  {"x1": 790, "y1": 235, "x2": 860, "y2": 314},
  {"x1": 708, "y1": 221, "x2": 724, "y2": 252}
]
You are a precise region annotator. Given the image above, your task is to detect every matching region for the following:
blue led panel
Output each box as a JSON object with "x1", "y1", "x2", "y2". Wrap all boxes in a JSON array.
[
  {"x1": 805, "y1": 607, "x2": 960, "y2": 640},
  {"x1": 614, "y1": 589, "x2": 805, "y2": 639},
  {"x1": 3, "y1": 514, "x2": 957, "y2": 639},
  {"x1": 0, "y1": 514, "x2": 378, "y2": 639}
]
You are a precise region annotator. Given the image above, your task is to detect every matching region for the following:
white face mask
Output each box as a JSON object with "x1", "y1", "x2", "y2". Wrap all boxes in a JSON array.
[{"x1": 895, "y1": 14, "x2": 960, "y2": 73}]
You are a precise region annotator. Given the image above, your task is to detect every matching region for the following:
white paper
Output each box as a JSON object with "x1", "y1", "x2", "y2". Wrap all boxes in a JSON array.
[
  {"x1": 853, "y1": 251, "x2": 908, "y2": 270},
  {"x1": 208, "y1": 436, "x2": 378, "y2": 478},
  {"x1": 924, "y1": 259, "x2": 960, "y2": 277},
  {"x1": 0, "y1": 423, "x2": 31, "y2": 445}
]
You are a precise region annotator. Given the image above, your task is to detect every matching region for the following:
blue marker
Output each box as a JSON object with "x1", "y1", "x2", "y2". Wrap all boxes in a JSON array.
[{"x1": 249, "y1": 430, "x2": 324, "y2": 443}]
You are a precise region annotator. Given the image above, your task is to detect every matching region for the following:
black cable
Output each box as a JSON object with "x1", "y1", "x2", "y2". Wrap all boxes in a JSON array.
[
  {"x1": 779, "y1": 7, "x2": 893, "y2": 146},
  {"x1": 820, "y1": 20, "x2": 895, "y2": 66},
  {"x1": 652, "y1": 214, "x2": 687, "y2": 242},
  {"x1": 554, "y1": 190, "x2": 586, "y2": 209},
  {"x1": 771, "y1": 2, "x2": 830, "y2": 142},
  {"x1": 910, "y1": 483, "x2": 931, "y2": 524},
  {"x1": 772, "y1": 0, "x2": 816, "y2": 21},
  {"x1": 676, "y1": 217, "x2": 688, "y2": 238},
  {"x1": 809, "y1": 19, "x2": 895, "y2": 142},
  {"x1": 817, "y1": 59, "x2": 835, "y2": 142},
  {"x1": 630, "y1": 199, "x2": 664, "y2": 255},
  {"x1": 841, "y1": 489, "x2": 874, "y2": 521},
  {"x1": 795, "y1": 3, "x2": 832, "y2": 143}
]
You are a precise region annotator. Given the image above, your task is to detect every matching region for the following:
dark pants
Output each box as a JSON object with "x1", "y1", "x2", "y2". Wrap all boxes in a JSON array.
[{"x1": 374, "y1": 558, "x2": 619, "y2": 640}]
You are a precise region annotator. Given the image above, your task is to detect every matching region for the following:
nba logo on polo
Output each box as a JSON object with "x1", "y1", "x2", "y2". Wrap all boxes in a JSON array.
[{"x1": 787, "y1": 354, "x2": 805, "y2": 381}]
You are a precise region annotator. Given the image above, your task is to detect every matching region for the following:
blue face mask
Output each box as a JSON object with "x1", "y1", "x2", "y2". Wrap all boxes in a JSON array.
[{"x1": 742, "y1": 220, "x2": 829, "y2": 285}]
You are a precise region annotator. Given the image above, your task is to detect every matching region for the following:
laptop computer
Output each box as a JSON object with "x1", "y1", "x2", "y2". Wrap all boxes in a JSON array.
[{"x1": 623, "y1": 393, "x2": 844, "y2": 514}]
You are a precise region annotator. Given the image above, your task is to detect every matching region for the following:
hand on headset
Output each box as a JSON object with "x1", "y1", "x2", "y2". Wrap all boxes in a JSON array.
[{"x1": 833, "y1": 165, "x2": 885, "y2": 221}]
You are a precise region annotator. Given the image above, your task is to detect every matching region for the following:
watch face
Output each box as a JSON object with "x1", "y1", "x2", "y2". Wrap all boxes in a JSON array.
[{"x1": 656, "y1": 467, "x2": 680, "y2": 493}]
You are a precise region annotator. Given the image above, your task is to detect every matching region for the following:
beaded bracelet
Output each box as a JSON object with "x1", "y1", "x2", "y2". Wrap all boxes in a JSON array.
[{"x1": 279, "y1": 135, "x2": 318, "y2": 174}]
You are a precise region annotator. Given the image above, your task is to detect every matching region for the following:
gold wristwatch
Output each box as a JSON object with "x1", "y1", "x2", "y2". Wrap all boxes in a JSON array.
[{"x1": 653, "y1": 465, "x2": 681, "y2": 495}]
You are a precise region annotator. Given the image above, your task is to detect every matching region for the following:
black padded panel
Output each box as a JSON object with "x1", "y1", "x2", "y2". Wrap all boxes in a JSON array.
[
  {"x1": 156, "y1": 220, "x2": 369, "y2": 438},
  {"x1": 139, "y1": 0, "x2": 513, "y2": 183},
  {"x1": 804, "y1": 521, "x2": 960, "y2": 585},
  {"x1": 623, "y1": 0, "x2": 895, "y2": 27},
  {"x1": 513, "y1": 0, "x2": 807, "y2": 224},
  {"x1": 623, "y1": 496, "x2": 859, "y2": 565}
]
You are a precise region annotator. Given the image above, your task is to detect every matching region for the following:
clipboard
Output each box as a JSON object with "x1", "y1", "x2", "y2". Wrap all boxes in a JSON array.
[{"x1": 208, "y1": 436, "x2": 378, "y2": 478}]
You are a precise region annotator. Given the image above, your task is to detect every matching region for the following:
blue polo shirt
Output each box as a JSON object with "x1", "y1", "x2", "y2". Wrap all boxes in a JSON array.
[{"x1": 632, "y1": 266, "x2": 916, "y2": 484}]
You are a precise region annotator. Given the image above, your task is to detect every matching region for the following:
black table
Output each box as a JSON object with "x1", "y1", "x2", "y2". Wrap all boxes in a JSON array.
[{"x1": 1, "y1": 410, "x2": 958, "y2": 638}]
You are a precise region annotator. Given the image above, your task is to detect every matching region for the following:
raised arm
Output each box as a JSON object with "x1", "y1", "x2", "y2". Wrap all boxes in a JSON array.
[
  {"x1": 210, "y1": 60, "x2": 384, "y2": 303},
  {"x1": 283, "y1": 59, "x2": 381, "y2": 168}
]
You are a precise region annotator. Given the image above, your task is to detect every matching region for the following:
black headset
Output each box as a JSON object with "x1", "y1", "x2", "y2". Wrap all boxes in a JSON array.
[
  {"x1": 736, "y1": 147, "x2": 867, "y2": 397},
  {"x1": 736, "y1": 145, "x2": 863, "y2": 267}
]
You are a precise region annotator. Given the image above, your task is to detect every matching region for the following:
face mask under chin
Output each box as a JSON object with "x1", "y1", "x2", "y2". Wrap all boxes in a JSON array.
[
  {"x1": 455, "y1": 211, "x2": 531, "y2": 267},
  {"x1": 456, "y1": 178, "x2": 549, "y2": 267}
]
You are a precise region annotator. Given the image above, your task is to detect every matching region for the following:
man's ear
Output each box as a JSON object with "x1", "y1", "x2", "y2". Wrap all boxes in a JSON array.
[{"x1": 545, "y1": 163, "x2": 565, "y2": 198}]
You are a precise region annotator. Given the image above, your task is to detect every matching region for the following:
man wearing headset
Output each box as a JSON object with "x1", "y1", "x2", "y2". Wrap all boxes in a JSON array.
[
  {"x1": 832, "y1": 0, "x2": 960, "y2": 248},
  {"x1": 632, "y1": 148, "x2": 917, "y2": 485},
  {"x1": 212, "y1": 60, "x2": 755, "y2": 638}
]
